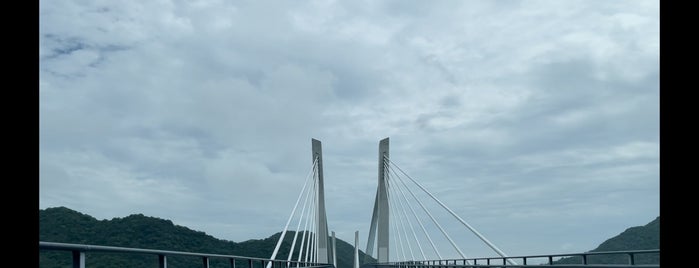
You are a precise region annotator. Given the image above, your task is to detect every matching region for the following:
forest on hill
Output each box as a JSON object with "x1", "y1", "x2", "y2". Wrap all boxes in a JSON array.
[
  {"x1": 554, "y1": 216, "x2": 659, "y2": 265},
  {"x1": 39, "y1": 207, "x2": 375, "y2": 268},
  {"x1": 39, "y1": 207, "x2": 659, "y2": 267}
]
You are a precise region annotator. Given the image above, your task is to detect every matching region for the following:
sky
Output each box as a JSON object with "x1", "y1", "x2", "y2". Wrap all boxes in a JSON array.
[{"x1": 39, "y1": 0, "x2": 659, "y2": 261}]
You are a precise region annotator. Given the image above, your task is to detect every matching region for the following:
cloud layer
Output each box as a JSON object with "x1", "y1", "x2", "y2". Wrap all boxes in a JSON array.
[{"x1": 40, "y1": 0, "x2": 658, "y2": 259}]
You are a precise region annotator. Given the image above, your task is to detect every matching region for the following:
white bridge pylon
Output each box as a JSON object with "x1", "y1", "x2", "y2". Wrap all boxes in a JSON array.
[
  {"x1": 365, "y1": 138, "x2": 390, "y2": 263},
  {"x1": 270, "y1": 138, "x2": 515, "y2": 267},
  {"x1": 364, "y1": 137, "x2": 516, "y2": 265},
  {"x1": 268, "y1": 139, "x2": 333, "y2": 267}
]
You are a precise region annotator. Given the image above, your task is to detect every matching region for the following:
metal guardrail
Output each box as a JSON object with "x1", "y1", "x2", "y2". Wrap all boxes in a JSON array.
[
  {"x1": 39, "y1": 241, "x2": 335, "y2": 268},
  {"x1": 365, "y1": 249, "x2": 659, "y2": 268}
]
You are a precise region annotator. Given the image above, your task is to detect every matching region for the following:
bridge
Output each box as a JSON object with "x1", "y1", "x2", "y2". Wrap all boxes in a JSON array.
[{"x1": 39, "y1": 138, "x2": 660, "y2": 268}]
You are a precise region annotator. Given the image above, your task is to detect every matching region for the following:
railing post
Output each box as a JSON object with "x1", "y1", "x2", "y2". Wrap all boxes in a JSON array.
[
  {"x1": 486, "y1": 258, "x2": 490, "y2": 265},
  {"x1": 628, "y1": 253, "x2": 635, "y2": 265},
  {"x1": 523, "y1": 257, "x2": 527, "y2": 265},
  {"x1": 548, "y1": 256, "x2": 553, "y2": 265},
  {"x1": 231, "y1": 258, "x2": 236, "y2": 268},
  {"x1": 159, "y1": 254, "x2": 167, "y2": 268},
  {"x1": 249, "y1": 259, "x2": 254, "y2": 268},
  {"x1": 202, "y1": 257, "x2": 210, "y2": 268},
  {"x1": 72, "y1": 250, "x2": 85, "y2": 268},
  {"x1": 582, "y1": 254, "x2": 587, "y2": 265}
]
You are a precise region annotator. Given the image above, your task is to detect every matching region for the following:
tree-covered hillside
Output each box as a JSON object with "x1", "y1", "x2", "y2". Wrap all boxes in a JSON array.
[
  {"x1": 554, "y1": 216, "x2": 659, "y2": 265},
  {"x1": 39, "y1": 207, "x2": 375, "y2": 268}
]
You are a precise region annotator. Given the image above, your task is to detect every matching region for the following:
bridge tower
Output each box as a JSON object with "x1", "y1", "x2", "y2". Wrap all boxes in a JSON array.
[
  {"x1": 366, "y1": 137, "x2": 390, "y2": 263},
  {"x1": 312, "y1": 138, "x2": 331, "y2": 264}
]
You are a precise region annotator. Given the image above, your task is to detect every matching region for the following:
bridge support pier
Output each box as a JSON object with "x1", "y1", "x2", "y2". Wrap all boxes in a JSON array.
[
  {"x1": 332, "y1": 231, "x2": 337, "y2": 268},
  {"x1": 354, "y1": 231, "x2": 360, "y2": 268},
  {"x1": 312, "y1": 139, "x2": 331, "y2": 264},
  {"x1": 366, "y1": 137, "x2": 390, "y2": 263}
]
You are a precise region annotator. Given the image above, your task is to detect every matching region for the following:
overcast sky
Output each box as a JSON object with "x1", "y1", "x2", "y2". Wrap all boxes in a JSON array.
[{"x1": 39, "y1": 0, "x2": 658, "y2": 261}]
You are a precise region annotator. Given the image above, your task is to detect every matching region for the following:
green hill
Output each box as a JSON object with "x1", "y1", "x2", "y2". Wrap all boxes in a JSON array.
[
  {"x1": 554, "y1": 216, "x2": 659, "y2": 265},
  {"x1": 39, "y1": 207, "x2": 375, "y2": 268}
]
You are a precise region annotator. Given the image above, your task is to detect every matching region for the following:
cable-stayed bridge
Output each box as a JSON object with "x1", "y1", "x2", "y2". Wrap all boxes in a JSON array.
[{"x1": 39, "y1": 138, "x2": 659, "y2": 268}]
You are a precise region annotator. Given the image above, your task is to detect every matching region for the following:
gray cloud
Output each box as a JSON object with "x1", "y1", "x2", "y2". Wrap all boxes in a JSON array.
[{"x1": 40, "y1": 0, "x2": 658, "y2": 261}]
